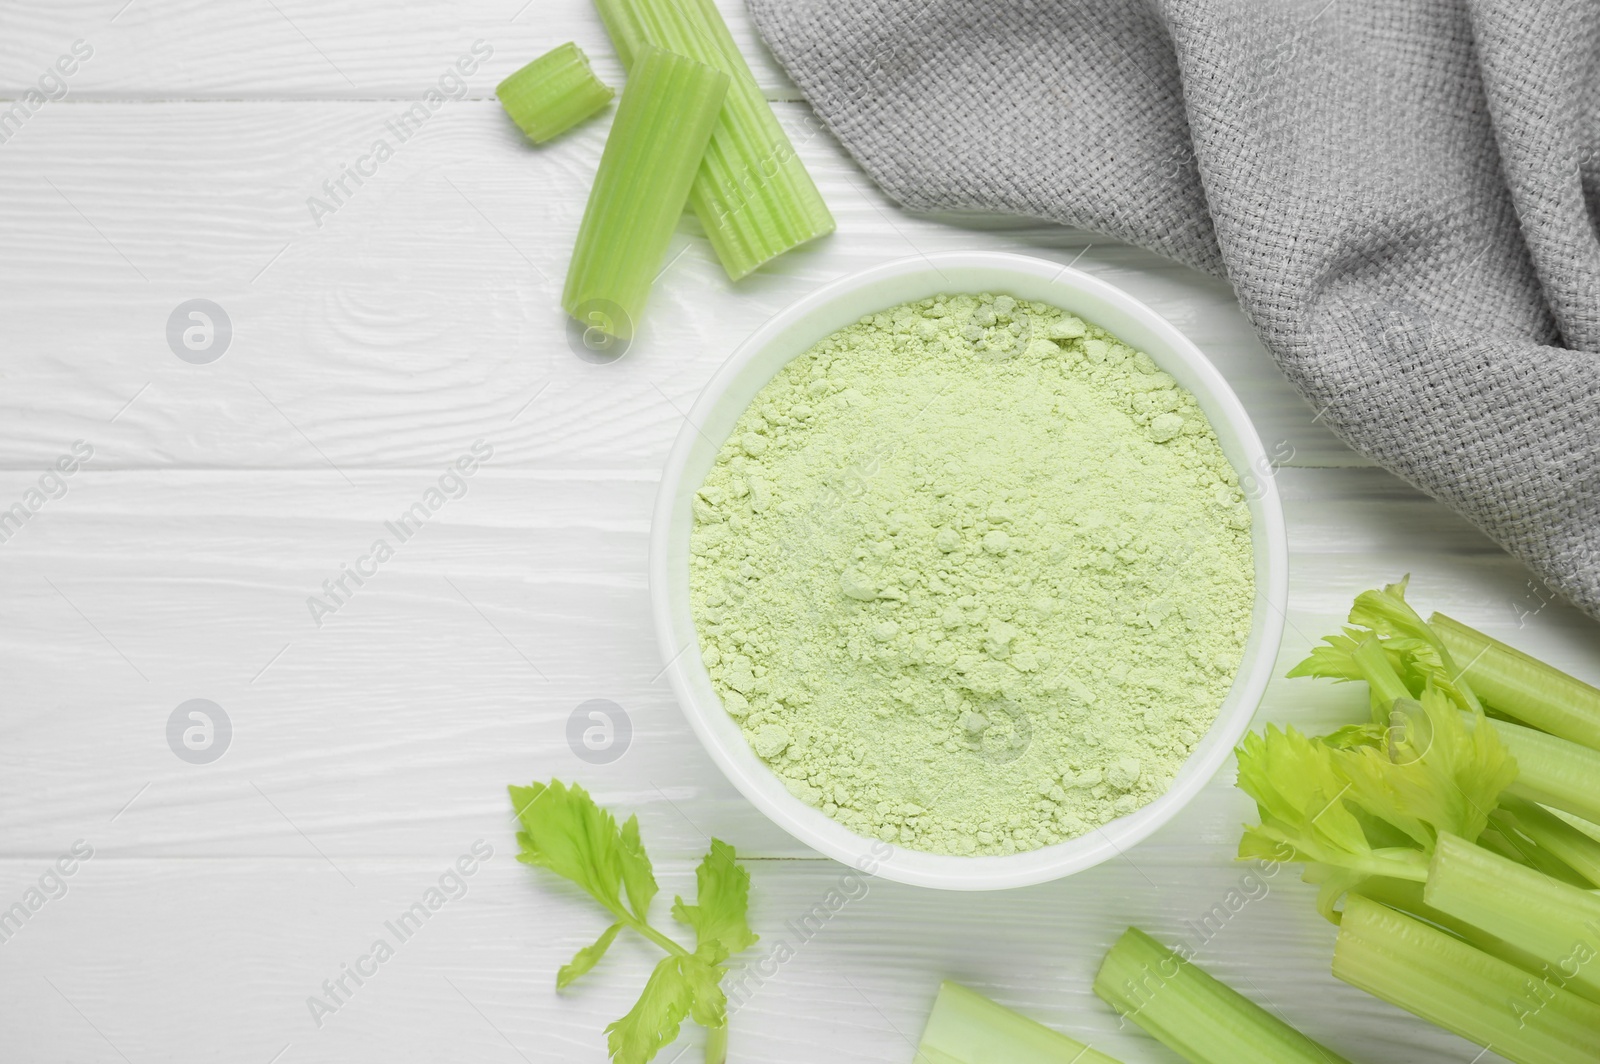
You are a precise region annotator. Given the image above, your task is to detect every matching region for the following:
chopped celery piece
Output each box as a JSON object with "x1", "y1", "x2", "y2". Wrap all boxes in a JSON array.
[
  {"x1": 1489, "y1": 716, "x2": 1600, "y2": 825},
  {"x1": 561, "y1": 45, "x2": 727, "y2": 342},
  {"x1": 1423, "y1": 833, "x2": 1600, "y2": 1005},
  {"x1": 1334, "y1": 895, "x2": 1600, "y2": 1064},
  {"x1": 1093, "y1": 928, "x2": 1351, "y2": 1064},
  {"x1": 593, "y1": 0, "x2": 835, "y2": 279},
  {"x1": 1479, "y1": 822, "x2": 1591, "y2": 888},
  {"x1": 913, "y1": 981, "x2": 1123, "y2": 1064},
  {"x1": 1493, "y1": 796, "x2": 1600, "y2": 887},
  {"x1": 1432, "y1": 611, "x2": 1600, "y2": 752},
  {"x1": 1349, "y1": 874, "x2": 1551, "y2": 976},
  {"x1": 496, "y1": 42, "x2": 614, "y2": 143}
]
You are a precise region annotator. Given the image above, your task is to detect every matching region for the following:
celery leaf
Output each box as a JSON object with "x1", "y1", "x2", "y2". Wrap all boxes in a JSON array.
[
  {"x1": 1235, "y1": 725, "x2": 1430, "y2": 882},
  {"x1": 1347, "y1": 575, "x2": 1429, "y2": 642},
  {"x1": 1345, "y1": 577, "x2": 1483, "y2": 711},
  {"x1": 605, "y1": 955, "x2": 694, "y2": 1064},
  {"x1": 1236, "y1": 685, "x2": 1516, "y2": 903},
  {"x1": 1344, "y1": 687, "x2": 1515, "y2": 849},
  {"x1": 509, "y1": 780, "x2": 639, "y2": 915},
  {"x1": 672, "y1": 838, "x2": 758, "y2": 963},
  {"x1": 558, "y1": 922, "x2": 623, "y2": 989},
  {"x1": 679, "y1": 954, "x2": 729, "y2": 1030},
  {"x1": 618, "y1": 813, "x2": 659, "y2": 921},
  {"x1": 1286, "y1": 628, "x2": 1368, "y2": 682}
]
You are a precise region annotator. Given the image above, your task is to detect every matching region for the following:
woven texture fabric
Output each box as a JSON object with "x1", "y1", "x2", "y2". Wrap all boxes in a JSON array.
[{"x1": 747, "y1": 0, "x2": 1600, "y2": 619}]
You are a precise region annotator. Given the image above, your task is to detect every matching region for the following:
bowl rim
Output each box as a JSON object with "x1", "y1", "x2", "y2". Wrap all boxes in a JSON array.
[{"x1": 649, "y1": 250, "x2": 1288, "y2": 890}]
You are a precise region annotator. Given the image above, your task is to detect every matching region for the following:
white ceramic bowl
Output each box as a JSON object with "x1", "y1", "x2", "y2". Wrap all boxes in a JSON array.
[{"x1": 649, "y1": 251, "x2": 1287, "y2": 890}]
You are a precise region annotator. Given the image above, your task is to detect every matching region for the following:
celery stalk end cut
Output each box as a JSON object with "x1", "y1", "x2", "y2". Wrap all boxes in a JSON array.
[
  {"x1": 593, "y1": 0, "x2": 835, "y2": 280},
  {"x1": 1093, "y1": 927, "x2": 1351, "y2": 1064},
  {"x1": 914, "y1": 981, "x2": 1123, "y2": 1064},
  {"x1": 1432, "y1": 610, "x2": 1600, "y2": 752},
  {"x1": 1422, "y1": 832, "x2": 1600, "y2": 1006},
  {"x1": 560, "y1": 45, "x2": 729, "y2": 343},
  {"x1": 497, "y1": 41, "x2": 615, "y2": 144},
  {"x1": 1334, "y1": 895, "x2": 1600, "y2": 1064}
]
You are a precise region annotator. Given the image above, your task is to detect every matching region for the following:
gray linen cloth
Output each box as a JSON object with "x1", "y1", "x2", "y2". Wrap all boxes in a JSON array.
[{"x1": 747, "y1": 0, "x2": 1600, "y2": 620}]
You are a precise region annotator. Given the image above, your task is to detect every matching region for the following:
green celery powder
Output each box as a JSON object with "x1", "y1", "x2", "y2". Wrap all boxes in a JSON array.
[{"x1": 688, "y1": 294, "x2": 1255, "y2": 857}]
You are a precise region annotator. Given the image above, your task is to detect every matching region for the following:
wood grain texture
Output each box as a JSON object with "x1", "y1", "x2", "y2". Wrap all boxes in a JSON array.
[
  {"x1": 0, "y1": 0, "x2": 803, "y2": 100},
  {"x1": 3, "y1": 464, "x2": 1592, "y2": 858},
  {"x1": 0, "y1": 98, "x2": 1362, "y2": 471},
  {"x1": 0, "y1": 464, "x2": 1581, "y2": 1064},
  {"x1": 0, "y1": 851, "x2": 1523, "y2": 1063},
  {"x1": 1, "y1": 5, "x2": 1591, "y2": 1062}
]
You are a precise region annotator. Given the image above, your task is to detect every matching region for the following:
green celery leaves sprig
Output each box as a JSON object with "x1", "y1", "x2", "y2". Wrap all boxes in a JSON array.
[
  {"x1": 509, "y1": 780, "x2": 758, "y2": 1064},
  {"x1": 1236, "y1": 680, "x2": 1517, "y2": 914},
  {"x1": 1287, "y1": 576, "x2": 1483, "y2": 714}
]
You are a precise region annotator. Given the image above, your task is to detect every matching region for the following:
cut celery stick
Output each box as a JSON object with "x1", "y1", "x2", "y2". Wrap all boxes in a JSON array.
[
  {"x1": 1424, "y1": 833, "x2": 1600, "y2": 1005},
  {"x1": 1351, "y1": 875, "x2": 1551, "y2": 977},
  {"x1": 496, "y1": 42, "x2": 615, "y2": 143},
  {"x1": 593, "y1": 0, "x2": 835, "y2": 280},
  {"x1": 1495, "y1": 796, "x2": 1600, "y2": 887},
  {"x1": 1479, "y1": 823, "x2": 1590, "y2": 888},
  {"x1": 913, "y1": 981, "x2": 1123, "y2": 1064},
  {"x1": 1433, "y1": 612, "x2": 1600, "y2": 752},
  {"x1": 1489, "y1": 716, "x2": 1600, "y2": 825},
  {"x1": 594, "y1": 0, "x2": 643, "y2": 67},
  {"x1": 1334, "y1": 895, "x2": 1600, "y2": 1064},
  {"x1": 1093, "y1": 928, "x2": 1351, "y2": 1064},
  {"x1": 561, "y1": 45, "x2": 727, "y2": 342}
]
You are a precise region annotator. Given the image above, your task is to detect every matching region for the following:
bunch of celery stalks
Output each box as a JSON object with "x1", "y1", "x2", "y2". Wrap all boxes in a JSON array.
[
  {"x1": 920, "y1": 579, "x2": 1600, "y2": 1064},
  {"x1": 493, "y1": 0, "x2": 833, "y2": 343}
]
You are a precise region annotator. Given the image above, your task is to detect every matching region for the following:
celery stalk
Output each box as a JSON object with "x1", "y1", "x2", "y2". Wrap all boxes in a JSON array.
[
  {"x1": 1093, "y1": 928, "x2": 1351, "y2": 1064},
  {"x1": 1352, "y1": 633, "x2": 1410, "y2": 717},
  {"x1": 1350, "y1": 875, "x2": 1551, "y2": 976},
  {"x1": 913, "y1": 981, "x2": 1123, "y2": 1064},
  {"x1": 1423, "y1": 833, "x2": 1600, "y2": 1005},
  {"x1": 561, "y1": 45, "x2": 728, "y2": 341},
  {"x1": 1489, "y1": 716, "x2": 1600, "y2": 825},
  {"x1": 496, "y1": 42, "x2": 615, "y2": 143},
  {"x1": 704, "y1": 1022, "x2": 727, "y2": 1064},
  {"x1": 593, "y1": 0, "x2": 835, "y2": 280},
  {"x1": 1479, "y1": 823, "x2": 1590, "y2": 888},
  {"x1": 1433, "y1": 612, "x2": 1600, "y2": 752},
  {"x1": 1494, "y1": 796, "x2": 1600, "y2": 887},
  {"x1": 1334, "y1": 895, "x2": 1600, "y2": 1064}
]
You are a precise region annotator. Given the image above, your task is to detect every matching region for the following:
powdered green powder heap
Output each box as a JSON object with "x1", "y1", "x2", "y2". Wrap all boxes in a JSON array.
[{"x1": 689, "y1": 294, "x2": 1255, "y2": 857}]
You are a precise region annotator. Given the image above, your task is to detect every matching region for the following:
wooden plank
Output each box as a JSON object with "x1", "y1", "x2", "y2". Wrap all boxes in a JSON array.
[
  {"x1": 0, "y1": 99, "x2": 1362, "y2": 471},
  {"x1": 0, "y1": 853, "x2": 1505, "y2": 1063},
  {"x1": 2, "y1": 465, "x2": 1590, "y2": 861},
  {"x1": 0, "y1": 0, "x2": 804, "y2": 101}
]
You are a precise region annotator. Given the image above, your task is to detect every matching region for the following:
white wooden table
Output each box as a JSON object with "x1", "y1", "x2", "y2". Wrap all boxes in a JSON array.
[{"x1": 3, "y1": 3, "x2": 1595, "y2": 1061}]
